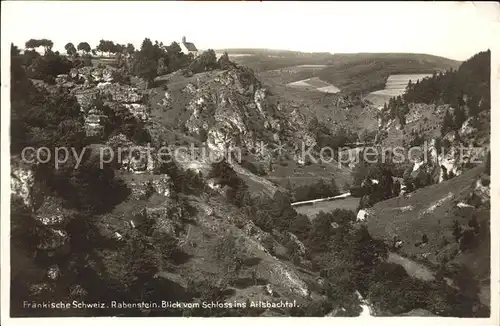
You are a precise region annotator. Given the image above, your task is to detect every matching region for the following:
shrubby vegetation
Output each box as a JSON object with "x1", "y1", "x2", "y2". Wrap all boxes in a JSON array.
[
  {"x1": 11, "y1": 64, "x2": 83, "y2": 151},
  {"x1": 119, "y1": 37, "x2": 222, "y2": 87},
  {"x1": 247, "y1": 191, "x2": 298, "y2": 233},
  {"x1": 316, "y1": 53, "x2": 459, "y2": 94},
  {"x1": 10, "y1": 44, "x2": 172, "y2": 316},
  {"x1": 184, "y1": 49, "x2": 218, "y2": 75},
  {"x1": 350, "y1": 149, "x2": 401, "y2": 207},
  {"x1": 101, "y1": 100, "x2": 151, "y2": 144},
  {"x1": 383, "y1": 50, "x2": 490, "y2": 134},
  {"x1": 404, "y1": 51, "x2": 490, "y2": 113},
  {"x1": 10, "y1": 38, "x2": 489, "y2": 317},
  {"x1": 155, "y1": 159, "x2": 206, "y2": 196},
  {"x1": 308, "y1": 117, "x2": 358, "y2": 150},
  {"x1": 26, "y1": 51, "x2": 73, "y2": 83},
  {"x1": 212, "y1": 231, "x2": 247, "y2": 283},
  {"x1": 208, "y1": 159, "x2": 251, "y2": 207},
  {"x1": 25, "y1": 38, "x2": 54, "y2": 53},
  {"x1": 301, "y1": 207, "x2": 483, "y2": 316},
  {"x1": 11, "y1": 48, "x2": 130, "y2": 214}
]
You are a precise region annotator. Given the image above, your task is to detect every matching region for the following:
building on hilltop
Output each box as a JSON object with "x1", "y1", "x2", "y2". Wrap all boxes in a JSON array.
[{"x1": 180, "y1": 36, "x2": 199, "y2": 57}]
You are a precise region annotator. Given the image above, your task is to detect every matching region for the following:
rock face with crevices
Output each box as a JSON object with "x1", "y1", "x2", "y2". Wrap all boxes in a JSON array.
[
  {"x1": 181, "y1": 65, "x2": 311, "y2": 161},
  {"x1": 11, "y1": 156, "x2": 43, "y2": 211}
]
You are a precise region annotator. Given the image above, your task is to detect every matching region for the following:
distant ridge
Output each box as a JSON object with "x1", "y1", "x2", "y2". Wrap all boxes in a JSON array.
[{"x1": 221, "y1": 48, "x2": 460, "y2": 93}]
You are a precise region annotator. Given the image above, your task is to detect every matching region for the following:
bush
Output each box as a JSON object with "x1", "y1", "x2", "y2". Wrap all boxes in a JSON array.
[
  {"x1": 153, "y1": 232, "x2": 180, "y2": 268},
  {"x1": 240, "y1": 159, "x2": 267, "y2": 176},
  {"x1": 102, "y1": 231, "x2": 159, "y2": 297},
  {"x1": 208, "y1": 159, "x2": 250, "y2": 206},
  {"x1": 288, "y1": 214, "x2": 312, "y2": 241},
  {"x1": 186, "y1": 49, "x2": 218, "y2": 74},
  {"x1": 252, "y1": 191, "x2": 297, "y2": 232},
  {"x1": 177, "y1": 169, "x2": 206, "y2": 195},
  {"x1": 484, "y1": 151, "x2": 490, "y2": 175},
  {"x1": 286, "y1": 238, "x2": 304, "y2": 265},
  {"x1": 213, "y1": 231, "x2": 246, "y2": 282},
  {"x1": 208, "y1": 160, "x2": 239, "y2": 188},
  {"x1": 49, "y1": 152, "x2": 130, "y2": 214},
  {"x1": 26, "y1": 52, "x2": 73, "y2": 80},
  {"x1": 290, "y1": 300, "x2": 334, "y2": 317},
  {"x1": 226, "y1": 178, "x2": 250, "y2": 207},
  {"x1": 292, "y1": 178, "x2": 340, "y2": 202}
]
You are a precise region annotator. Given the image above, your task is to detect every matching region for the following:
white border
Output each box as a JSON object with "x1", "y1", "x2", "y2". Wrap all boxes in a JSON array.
[{"x1": 1, "y1": 1, "x2": 499, "y2": 326}]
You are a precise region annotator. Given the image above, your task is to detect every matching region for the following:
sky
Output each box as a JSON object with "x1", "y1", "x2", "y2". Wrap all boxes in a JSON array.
[{"x1": 3, "y1": 1, "x2": 499, "y2": 61}]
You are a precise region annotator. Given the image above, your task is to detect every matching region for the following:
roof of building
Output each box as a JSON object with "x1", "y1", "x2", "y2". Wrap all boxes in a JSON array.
[{"x1": 182, "y1": 41, "x2": 198, "y2": 52}]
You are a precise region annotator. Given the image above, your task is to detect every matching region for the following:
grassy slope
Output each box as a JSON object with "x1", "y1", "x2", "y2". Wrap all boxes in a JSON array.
[
  {"x1": 366, "y1": 166, "x2": 490, "y2": 303},
  {"x1": 99, "y1": 174, "x2": 318, "y2": 309},
  {"x1": 148, "y1": 68, "x2": 363, "y2": 195}
]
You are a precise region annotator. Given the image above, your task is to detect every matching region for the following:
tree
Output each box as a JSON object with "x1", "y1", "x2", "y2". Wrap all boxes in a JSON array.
[
  {"x1": 134, "y1": 56, "x2": 157, "y2": 83},
  {"x1": 288, "y1": 214, "x2": 312, "y2": 241},
  {"x1": 65, "y1": 42, "x2": 77, "y2": 56},
  {"x1": 50, "y1": 150, "x2": 130, "y2": 214},
  {"x1": 399, "y1": 112, "x2": 405, "y2": 127},
  {"x1": 132, "y1": 38, "x2": 163, "y2": 84},
  {"x1": 125, "y1": 43, "x2": 135, "y2": 55},
  {"x1": 453, "y1": 106, "x2": 466, "y2": 131},
  {"x1": 25, "y1": 51, "x2": 73, "y2": 81},
  {"x1": 441, "y1": 109, "x2": 453, "y2": 135},
  {"x1": 96, "y1": 39, "x2": 116, "y2": 56},
  {"x1": 166, "y1": 42, "x2": 182, "y2": 56},
  {"x1": 113, "y1": 43, "x2": 125, "y2": 54},
  {"x1": 213, "y1": 231, "x2": 245, "y2": 282},
  {"x1": 77, "y1": 42, "x2": 91, "y2": 54},
  {"x1": 186, "y1": 49, "x2": 218, "y2": 74},
  {"x1": 484, "y1": 151, "x2": 490, "y2": 175},
  {"x1": 11, "y1": 43, "x2": 21, "y2": 56},
  {"x1": 25, "y1": 39, "x2": 41, "y2": 50},
  {"x1": 199, "y1": 49, "x2": 218, "y2": 71},
  {"x1": 467, "y1": 93, "x2": 481, "y2": 118},
  {"x1": 218, "y1": 51, "x2": 235, "y2": 70},
  {"x1": 393, "y1": 180, "x2": 401, "y2": 196},
  {"x1": 103, "y1": 231, "x2": 159, "y2": 298},
  {"x1": 39, "y1": 39, "x2": 54, "y2": 54},
  {"x1": 406, "y1": 79, "x2": 413, "y2": 92},
  {"x1": 452, "y1": 220, "x2": 462, "y2": 242}
]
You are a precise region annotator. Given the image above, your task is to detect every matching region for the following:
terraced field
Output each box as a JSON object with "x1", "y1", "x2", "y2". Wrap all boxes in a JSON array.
[
  {"x1": 365, "y1": 73, "x2": 432, "y2": 106},
  {"x1": 287, "y1": 77, "x2": 341, "y2": 93},
  {"x1": 385, "y1": 74, "x2": 432, "y2": 91}
]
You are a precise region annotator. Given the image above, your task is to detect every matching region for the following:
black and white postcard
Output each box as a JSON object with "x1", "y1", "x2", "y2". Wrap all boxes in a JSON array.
[{"x1": 2, "y1": 1, "x2": 499, "y2": 325}]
